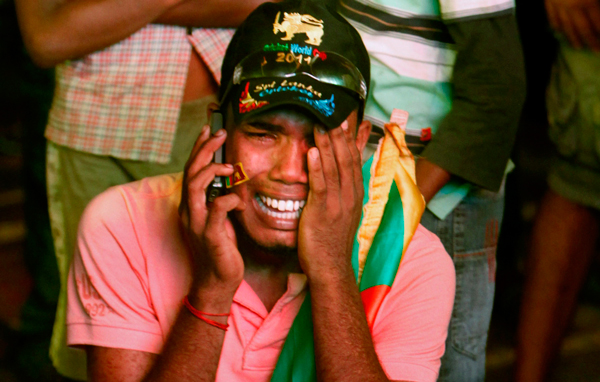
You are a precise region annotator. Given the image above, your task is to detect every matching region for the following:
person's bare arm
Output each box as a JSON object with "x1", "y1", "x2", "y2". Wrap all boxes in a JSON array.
[
  {"x1": 545, "y1": 0, "x2": 600, "y2": 51},
  {"x1": 86, "y1": 287, "x2": 236, "y2": 382},
  {"x1": 87, "y1": 347, "x2": 156, "y2": 382},
  {"x1": 415, "y1": 157, "x2": 451, "y2": 204},
  {"x1": 86, "y1": 126, "x2": 245, "y2": 381},
  {"x1": 155, "y1": 0, "x2": 277, "y2": 28},
  {"x1": 15, "y1": 0, "x2": 274, "y2": 68},
  {"x1": 86, "y1": 290, "x2": 234, "y2": 382},
  {"x1": 298, "y1": 123, "x2": 408, "y2": 382},
  {"x1": 14, "y1": 0, "x2": 182, "y2": 67},
  {"x1": 418, "y1": 15, "x2": 525, "y2": 195}
]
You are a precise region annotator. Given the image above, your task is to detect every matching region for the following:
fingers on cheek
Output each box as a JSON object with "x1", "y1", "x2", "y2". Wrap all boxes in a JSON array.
[
  {"x1": 330, "y1": 126, "x2": 351, "y2": 154},
  {"x1": 337, "y1": 125, "x2": 362, "y2": 199},
  {"x1": 338, "y1": 121, "x2": 361, "y2": 169},
  {"x1": 356, "y1": 187, "x2": 364, "y2": 206},
  {"x1": 338, "y1": 143, "x2": 354, "y2": 171},
  {"x1": 350, "y1": 168, "x2": 361, "y2": 193},
  {"x1": 315, "y1": 127, "x2": 333, "y2": 154},
  {"x1": 342, "y1": 121, "x2": 355, "y2": 147},
  {"x1": 308, "y1": 147, "x2": 326, "y2": 196}
]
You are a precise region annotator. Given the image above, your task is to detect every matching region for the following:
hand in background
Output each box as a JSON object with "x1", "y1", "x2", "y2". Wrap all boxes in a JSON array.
[{"x1": 545, "y1": 0, "x2": 600, "y2": 50}]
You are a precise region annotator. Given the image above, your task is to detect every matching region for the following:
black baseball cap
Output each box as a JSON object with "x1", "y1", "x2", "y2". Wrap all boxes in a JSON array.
[{"x1": 219, "y1": 0, "x2": 370, "y2": 129}]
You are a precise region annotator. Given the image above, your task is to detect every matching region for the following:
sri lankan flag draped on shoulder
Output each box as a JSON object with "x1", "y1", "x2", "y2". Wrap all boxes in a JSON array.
[{"x1": 271, "y1": 110, "x2": 425, "y2": 381}]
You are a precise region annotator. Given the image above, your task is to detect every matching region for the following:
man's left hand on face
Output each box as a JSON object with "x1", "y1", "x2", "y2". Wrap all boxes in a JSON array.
[{"x1": 297, "y1": 121, "x2": 364, "y2": 282}]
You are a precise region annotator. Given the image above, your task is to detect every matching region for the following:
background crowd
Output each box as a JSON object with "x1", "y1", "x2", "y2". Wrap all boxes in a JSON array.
[{"x1": 0, "y1": 0, "x2": 599, "y2": 381}]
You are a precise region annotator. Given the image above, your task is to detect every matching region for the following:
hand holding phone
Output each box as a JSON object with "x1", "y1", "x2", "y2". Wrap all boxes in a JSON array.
[{"x1": 206, "y1": 111, "x2": 225, "y2": 203}]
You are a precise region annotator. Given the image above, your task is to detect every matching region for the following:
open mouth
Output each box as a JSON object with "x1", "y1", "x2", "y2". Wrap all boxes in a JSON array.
[{"x1": 255, "y1": 194, "x2": 306, "y2": 220}]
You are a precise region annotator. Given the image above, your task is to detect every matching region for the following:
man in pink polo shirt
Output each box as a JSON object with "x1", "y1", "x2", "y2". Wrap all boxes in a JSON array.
[{"x1": 66, "y1": 1, "x2": 455, "y2": 381}]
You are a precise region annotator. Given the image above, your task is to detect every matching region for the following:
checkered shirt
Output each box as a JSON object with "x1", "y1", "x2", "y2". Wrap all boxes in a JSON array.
[{"x1": 45, "y1": 25, "x2": 234, "y2": 163}]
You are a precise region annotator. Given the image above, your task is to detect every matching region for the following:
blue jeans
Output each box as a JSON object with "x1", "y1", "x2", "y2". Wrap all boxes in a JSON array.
[{"x1": 421, "y1": 184, "x2": 505, "y2": 382}]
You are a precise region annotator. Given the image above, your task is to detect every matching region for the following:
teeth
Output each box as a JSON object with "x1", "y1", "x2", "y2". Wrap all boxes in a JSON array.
[
  {"x1": 256, "y1": 195, "x2": 307, "y2": 218},
  {"x1": 256, "y1": 195, "x2": 304, "y2": 220}
]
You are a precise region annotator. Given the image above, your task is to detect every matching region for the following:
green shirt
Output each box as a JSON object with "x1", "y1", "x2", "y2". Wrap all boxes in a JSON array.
[{"x1": 339, "y1": 0, "x2": 525, "y2": 218}]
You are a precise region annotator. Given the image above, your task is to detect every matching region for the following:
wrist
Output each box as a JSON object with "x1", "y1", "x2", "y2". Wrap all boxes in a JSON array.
[
  {"x1": 187, "y1": 284, "x2": 236, "y2": 314},
  {"x1": 189, "y1": 261, "x2": 244, "y2": 302},
  {"x1": 415, "y1": 158, "x2": 451, "y2": 203},
  {"x1": 305, "y1": 260, "x2": 355, "y2": 289},
  {"x1": 183, "y1": 295, "x2": 230, "y2": 330}
]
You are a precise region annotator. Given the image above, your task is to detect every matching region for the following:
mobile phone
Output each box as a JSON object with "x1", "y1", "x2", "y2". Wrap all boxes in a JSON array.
[{"x1": 206, "y1": 111, "x2": 226, "y2": 203}]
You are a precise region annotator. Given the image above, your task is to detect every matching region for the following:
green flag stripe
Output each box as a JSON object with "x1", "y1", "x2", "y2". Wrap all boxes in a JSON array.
[
  {"x1": 272, "y1": 158, "x2": 406, "y2": 381},
  {"x1": 270, "y1": 293, "x2": 316, "y2": 381},
  {"x1": 351, "y1": 158, "x2": 374, "y2": 280},
  {"x1": 359, "y1": 181, "x2": 405, "y2": 291}
]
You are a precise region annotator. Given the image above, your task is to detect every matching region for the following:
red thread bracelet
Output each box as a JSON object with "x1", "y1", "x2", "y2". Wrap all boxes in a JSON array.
[{"x1": 183, "y1": 296, "x2": 230, "y2": 331}]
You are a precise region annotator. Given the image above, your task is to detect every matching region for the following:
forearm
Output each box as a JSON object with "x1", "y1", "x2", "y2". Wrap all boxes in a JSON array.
[
  {"x1": 421, "y1": 15, "x2": 525, "y2": 191},
  {"x1": 415, "y1": 157, "x2": 451, "y2": 204},
  {"x1": 155, "y1": 0, "x2": 275, "y2": 27},
  {"x1": 15, "y1": 0, "x2": 179, "y2": 67},
  {"x1": 143, "y1": 290, "x2": 233, "y2": 382},
  {"x1": 308, "y1": 267, "x2": 390, "y2": 382},
  {"x1": 142, "y1": 126, "x2": 245, "y2": 381}
]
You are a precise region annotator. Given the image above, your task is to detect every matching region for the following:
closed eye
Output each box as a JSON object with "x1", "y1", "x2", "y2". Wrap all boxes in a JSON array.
[
  {"x1": 245, "y1": 131, "x2": 277, "y2": 142},
  {"x1": 242, "y1": 122, "x2": 281, "y2": 142}
]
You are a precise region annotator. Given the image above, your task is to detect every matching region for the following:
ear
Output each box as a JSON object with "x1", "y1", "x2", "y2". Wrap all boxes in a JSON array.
[
  {"x1": 354, "y1": 119, "x2": 372, "y2": 158},
  {"x1": 206, "y1": 102, "x2": 220, "y2": 121}
]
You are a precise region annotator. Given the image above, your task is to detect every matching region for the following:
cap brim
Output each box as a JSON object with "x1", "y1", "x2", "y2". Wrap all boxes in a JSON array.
[{"x1": 230, "y1": 75, "x2": 359, "y2": 129}]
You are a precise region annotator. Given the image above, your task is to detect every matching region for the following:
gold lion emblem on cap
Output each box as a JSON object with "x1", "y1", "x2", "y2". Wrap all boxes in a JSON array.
[{"x1": 273, "y1": 11, "x2": 324, "y2": 46}]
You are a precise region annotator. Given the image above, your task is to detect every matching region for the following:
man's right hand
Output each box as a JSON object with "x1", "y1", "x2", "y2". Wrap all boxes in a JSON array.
[
  {"x1": 545, "y1": 0, "x2": 600, "y2": 51},
  {"x1": 179, "y1": 125, "x2": 246, "y2": 308}
]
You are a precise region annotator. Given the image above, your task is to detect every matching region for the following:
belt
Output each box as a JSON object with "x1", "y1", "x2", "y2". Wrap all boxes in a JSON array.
[{"x1": 367, "y1": 121, "x2": 432, "y2": 156}]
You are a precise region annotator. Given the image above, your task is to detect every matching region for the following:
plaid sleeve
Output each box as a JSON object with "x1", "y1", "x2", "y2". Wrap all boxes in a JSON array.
[
  {"x1": 46, "y1": 25, "x2": 190, "y2": 163},
  {"x1": 188, "y1": 28, "x2": 235, "y2": 85}
]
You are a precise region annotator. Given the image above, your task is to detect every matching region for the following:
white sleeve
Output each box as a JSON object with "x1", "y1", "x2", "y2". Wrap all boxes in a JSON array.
[{"x1": 439, "y1": 0, "x2": 514, "y2": 21}]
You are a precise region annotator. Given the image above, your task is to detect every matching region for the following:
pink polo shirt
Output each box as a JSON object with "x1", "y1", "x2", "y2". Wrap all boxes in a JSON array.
[{"x1": 67, "y1": 173, "x2": 455, "y2": 382}]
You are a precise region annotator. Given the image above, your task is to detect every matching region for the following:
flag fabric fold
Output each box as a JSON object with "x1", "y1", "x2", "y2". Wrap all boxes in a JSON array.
[{"x1": 271, "y1": 110, "x2": 424, "y2": 381}]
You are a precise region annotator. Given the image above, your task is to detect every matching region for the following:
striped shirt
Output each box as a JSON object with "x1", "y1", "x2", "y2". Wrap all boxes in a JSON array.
[
  {"x1": 339, "y1": 0, "x2": 516, "y2": 218},
  {"x1": 45, "y1": 26, "x2": 234, "y2": 164}
]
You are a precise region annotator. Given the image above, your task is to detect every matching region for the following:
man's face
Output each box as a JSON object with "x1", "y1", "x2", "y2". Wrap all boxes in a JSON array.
[{"x1": 223, "y1": 105, "x2": 362, "y2": 251}]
